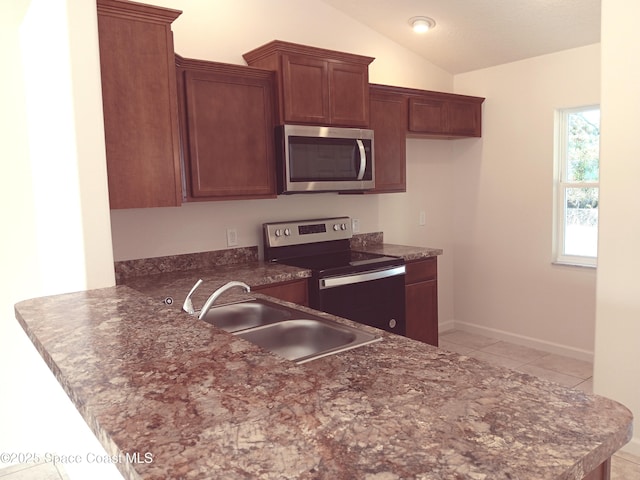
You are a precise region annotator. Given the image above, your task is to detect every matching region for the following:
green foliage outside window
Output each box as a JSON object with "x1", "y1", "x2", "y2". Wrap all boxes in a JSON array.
[{"x1": 566, "y1": 110, "x2": 599, "y2": 209}]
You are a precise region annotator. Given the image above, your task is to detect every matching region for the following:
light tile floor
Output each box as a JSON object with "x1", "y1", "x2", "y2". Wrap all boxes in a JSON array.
[
  {"x1": 0, "y1": 461, "x2": 69, "y2": 480},
  {"x1": 440, "y1": 329, "x2": 640, "y2": 479},
  {"x1": 2, "y1": 330, "x2": 638, "y2": 479}
]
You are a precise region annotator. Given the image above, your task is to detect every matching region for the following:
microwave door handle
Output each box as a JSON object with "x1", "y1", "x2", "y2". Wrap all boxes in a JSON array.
[{"x1": 356, "y1": 139, "x2": 366, "y2": 180}]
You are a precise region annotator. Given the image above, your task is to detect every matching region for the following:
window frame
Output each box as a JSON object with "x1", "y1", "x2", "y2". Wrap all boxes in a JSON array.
[{"x1": 553, "y1": 105, "x2": 600, "y2": 268}]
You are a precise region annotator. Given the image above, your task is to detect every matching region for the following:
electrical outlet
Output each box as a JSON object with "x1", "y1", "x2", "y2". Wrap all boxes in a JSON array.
[
  {"x1": 352, "y1": 218, "x2": 360, "y2": 233},
  {"x1": 226, "y1": 228, "x2": 238, "y2": 247},
  {"x1": 419, "y1": 211, "x2": 426, "y2": 226}
]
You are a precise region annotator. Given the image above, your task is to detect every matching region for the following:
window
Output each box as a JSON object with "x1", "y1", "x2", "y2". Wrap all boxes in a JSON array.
[{"x1": 554, "y1": 106, "x2": 600, "y2": 267}]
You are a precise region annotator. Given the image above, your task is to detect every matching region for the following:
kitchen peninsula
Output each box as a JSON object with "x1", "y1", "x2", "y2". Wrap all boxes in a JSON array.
[{"x1": 15, "y1": 275, "x2": 631, "y2": 479}]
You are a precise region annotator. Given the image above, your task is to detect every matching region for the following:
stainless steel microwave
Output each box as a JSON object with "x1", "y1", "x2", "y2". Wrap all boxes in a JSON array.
[{"x1": 276, "y1": 125, "x2": 375, "y2": 193}]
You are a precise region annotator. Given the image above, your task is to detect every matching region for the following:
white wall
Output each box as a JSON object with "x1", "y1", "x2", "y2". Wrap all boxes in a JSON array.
[
  {"x1": 595, "y1": 0, "x2": 640, "y2": 456},
  {"x1": 1, "y1": 0, "x2": 120, "y2": 478},
  {"x1": 451, "y1": 45, "x2": 601, "y2": 360}
]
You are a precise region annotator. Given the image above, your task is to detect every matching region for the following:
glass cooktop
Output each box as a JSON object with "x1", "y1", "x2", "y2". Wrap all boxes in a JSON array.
[{"x1": 278, "y1": 250, "x2": 403, "y2": 277}]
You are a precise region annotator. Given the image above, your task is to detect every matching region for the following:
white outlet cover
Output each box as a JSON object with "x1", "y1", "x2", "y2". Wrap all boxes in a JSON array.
[{"x1": 226, "y1": 228, "x2": 238, "y2": 246}]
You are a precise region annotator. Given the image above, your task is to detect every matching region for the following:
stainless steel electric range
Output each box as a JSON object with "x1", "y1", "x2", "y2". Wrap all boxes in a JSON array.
[{"x1": 263, "y1": 217, "x2": 406, "y2": 335}]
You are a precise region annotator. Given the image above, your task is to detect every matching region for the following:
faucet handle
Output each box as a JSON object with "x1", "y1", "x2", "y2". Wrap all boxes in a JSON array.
[{"x1": 183, "y1": 278, "x2": 203, "y2": 315}]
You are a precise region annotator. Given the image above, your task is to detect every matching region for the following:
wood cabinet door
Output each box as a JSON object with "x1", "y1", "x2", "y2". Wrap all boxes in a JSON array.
[
  {"x1": 282, "y1": 54, "x2": 329, "y2": 124},
  {"x1": 408, "y1": 97, "x2": 447, "y2": 135},
  {"x1": 581, "y1": 458, "x2": 611, "y2": 480},
  {"x1": 448, "y1": 100, "x2": 482, "y2": 137},
  {"x1": 329, "y1": 62, "x2": 370, "y2": 127},
  {"x1": 405, "y1": 258, "x2": 438, "y2": 346},
  {"x1": 369, "y1": 88, "x2": 406, "y2": 192},
  {"x1": 181, "y1": 66, "x2": 276, "y2": 200},
  {"x1": 405, "y1": 280, "x2": 439, "y2": 347},
  {"x1": 97, "y1": 0, "x2": 182, "y2": 209}
]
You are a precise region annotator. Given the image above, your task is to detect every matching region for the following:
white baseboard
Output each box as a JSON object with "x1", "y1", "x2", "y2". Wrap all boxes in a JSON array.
[
  {"x1": 442, "y1": 320, "x2": 594, "y2": 362},
  {"x1": 438, "y1": 319, "x2": 456, "y2": 333}
]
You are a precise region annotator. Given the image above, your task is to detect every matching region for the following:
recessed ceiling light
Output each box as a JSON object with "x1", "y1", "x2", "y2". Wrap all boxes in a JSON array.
[{"x1": 409, "y1": 16, "x2": 436, "y2": 34}]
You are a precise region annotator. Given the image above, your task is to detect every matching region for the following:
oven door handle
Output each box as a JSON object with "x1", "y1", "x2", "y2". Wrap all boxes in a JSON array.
[{"x1": 320, "y1": 265, "x2": 406, "y2": 290}]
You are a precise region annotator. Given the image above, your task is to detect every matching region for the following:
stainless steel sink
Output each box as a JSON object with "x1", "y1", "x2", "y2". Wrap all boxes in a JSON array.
[
  {"x1": 200, "y1": 298, "x2": 382, "y2": 363},
  {"x1": 200, "y1": 299, "x2": 291, "y2": 333},
  {"x1": 235, "y1": 317, "x2": 382, "y2": 364}
]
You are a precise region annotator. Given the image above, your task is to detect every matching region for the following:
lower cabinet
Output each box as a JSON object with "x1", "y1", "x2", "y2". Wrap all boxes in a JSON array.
[
  {"x1": 405, "y1": 257, "x2": 438, "y2": 346},
  {"x1": 253, "y1": 278, "x2": 309, "y2": 306},
  {"x1": 582, "y1": 458, "x2": 611, "y2": 480}
]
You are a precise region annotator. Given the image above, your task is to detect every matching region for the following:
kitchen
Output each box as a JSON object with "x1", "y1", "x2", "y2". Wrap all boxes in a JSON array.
[{"x1": 2, "y1": 0, "x2": 639, "y2": 479}]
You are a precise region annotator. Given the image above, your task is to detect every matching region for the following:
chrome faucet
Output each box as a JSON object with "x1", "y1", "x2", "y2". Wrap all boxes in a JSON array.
[
  {"x1": 183, "y1": 279, "x2": 203, "y2": 315},
  {"x1": 198, "y1": 281, "x2": 251, "y2": 320}
]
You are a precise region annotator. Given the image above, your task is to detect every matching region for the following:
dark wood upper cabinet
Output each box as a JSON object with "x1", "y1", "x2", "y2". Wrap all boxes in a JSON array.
[
  {"x1": 369, "y1": 85, "x2": 407, "y2": 193},
  {"x1": 243, "y1": 41, "x2": 374, "y2": 127},
  {"x1": 175, "y1": 56, "x2": 277, "y2": 201},
  {"x1": 408, "y1": 90, "x2": 484, "y2": 138},
  {"x1": 355, "y1": 83, "x2": 484, "y2": 195},
  {"x1": 97, "y1": 0, "x2": 183, "y2": 209},
  {"x1": 447, "y1": 99, "x2": 483, "y2": 136}
]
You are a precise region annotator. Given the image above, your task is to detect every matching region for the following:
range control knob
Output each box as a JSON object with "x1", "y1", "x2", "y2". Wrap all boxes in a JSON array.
[
  {"x1": 284, "y1": 228, "x2": 291, "y2": 236},
  {"x1": 341, "y1": 223, "x2": 347, "y2": 230},
  {"x1": 274, "y1": 228, "x2": 282, "y2": 237},
  {"x1": 333, "y1": 224, "x2": 340, "y2": 231}
]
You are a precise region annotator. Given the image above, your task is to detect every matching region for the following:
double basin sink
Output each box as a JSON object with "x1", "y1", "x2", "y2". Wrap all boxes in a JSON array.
[{"x1": 200, "y1": 298, "x2": 382, "y2": 364}]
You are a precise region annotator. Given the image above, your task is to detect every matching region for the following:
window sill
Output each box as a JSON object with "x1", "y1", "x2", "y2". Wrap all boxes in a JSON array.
[{"x1": 552, "y1": 260, "x2": 597, "y2": 269}]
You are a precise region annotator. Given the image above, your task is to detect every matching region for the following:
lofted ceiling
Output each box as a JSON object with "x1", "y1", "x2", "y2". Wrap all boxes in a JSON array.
[{"x1": 320, "y1": 0, "x2": 601, "y2": 74}]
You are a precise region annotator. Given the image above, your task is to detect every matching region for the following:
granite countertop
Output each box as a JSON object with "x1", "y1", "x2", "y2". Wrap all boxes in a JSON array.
[
  {"x1": 117, "y1": 240, "x2": 443, "y2": 307},
  {"x1": 121, "y1": 260, "x2": 312, "y2": 308},
  {"x1": 15, "y1": 285, "x2": 632, "y2": 480},
  {"x1": 356, "y1": 243, "x2": 444, "y2": 262}
]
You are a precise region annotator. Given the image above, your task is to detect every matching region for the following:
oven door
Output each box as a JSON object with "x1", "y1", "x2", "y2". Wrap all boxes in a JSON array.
[{"x1": 313, "y1": 266, "x2": 406, "y2": 335}]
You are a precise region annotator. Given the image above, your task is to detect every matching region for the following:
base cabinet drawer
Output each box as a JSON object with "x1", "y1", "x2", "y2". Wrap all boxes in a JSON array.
[{"x1": 405, "y1": 258, "x2": 438, "y2": 346}]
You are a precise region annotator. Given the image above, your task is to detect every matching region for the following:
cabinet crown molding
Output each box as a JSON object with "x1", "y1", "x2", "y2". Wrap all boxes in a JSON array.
[
  {"x1": 243, "y1": 40, "x2": 375, "y2": 66},
  {"x1": 175, "y1": 54, "x2": 275, "y2": 80},
  {"x1": 97, "y1": 0, "x2": 181, "y2": 24},
  {"x1": 370, "y1": 83, "x2": 485, "y2": 104}
]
